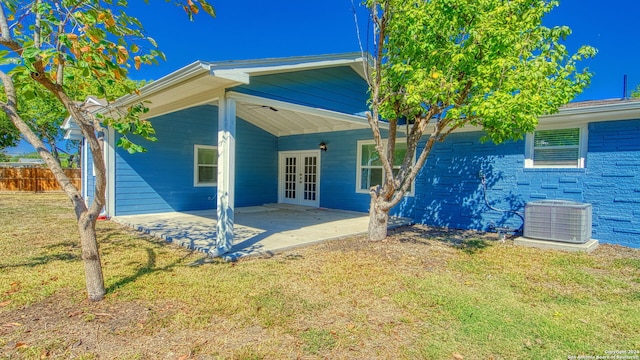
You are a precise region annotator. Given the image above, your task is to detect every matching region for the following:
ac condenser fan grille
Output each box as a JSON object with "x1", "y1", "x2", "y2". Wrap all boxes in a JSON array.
[{"x1": 524, "y1": 200, "x2": 592, "y2": 244}]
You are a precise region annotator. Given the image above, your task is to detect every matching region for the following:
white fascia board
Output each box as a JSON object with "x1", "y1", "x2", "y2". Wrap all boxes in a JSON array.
[
  {"x1": 114, "y1": 61, "x2": 210, "y2": 106},
  {"x1": 540, "y1": 101, "x2": 640, "y2": 126},
  {"x1": 226, "y1": 91, "x2": 377, "y2": 128},
  {"x1": 434, "y1": 101, "x2": 640, "y2": 135},
  {"x1": 63, "y1": 129, "x2": 84, "y2": 141},
  {"x1": 210, "y1": 69, "x2": 250, "y2": 84},
  {"x1": 232, "y1": 58, "x2": 365, "y2": 76},
  {"x1": 210, "y1": 53, "x2": 365, "y2": 77}
]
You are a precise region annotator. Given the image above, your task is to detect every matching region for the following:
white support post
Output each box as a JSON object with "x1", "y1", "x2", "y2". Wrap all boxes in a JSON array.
[
  {"x1": 209, "y1": 94, "x2": 236, "y2": 257},
  {"x1": 106, "y1": 127, "x2": 115, "y2": 217}
]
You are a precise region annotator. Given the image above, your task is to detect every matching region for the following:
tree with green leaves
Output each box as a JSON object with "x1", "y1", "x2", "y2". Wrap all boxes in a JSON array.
[
  {"x1": 362, "y1": 0, "x2": 596, "y2": 241},
  {"x1": 0, "y1": 107, "x2": 20, "y2": 150},
  {"x1": 0, "y1": 0, "x2": 214, "y2": 301}
]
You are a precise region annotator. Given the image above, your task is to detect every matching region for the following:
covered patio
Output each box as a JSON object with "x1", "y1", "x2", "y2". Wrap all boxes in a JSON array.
[{"x1": 112, "y1": 204, "x2": 412, "y2": 261}]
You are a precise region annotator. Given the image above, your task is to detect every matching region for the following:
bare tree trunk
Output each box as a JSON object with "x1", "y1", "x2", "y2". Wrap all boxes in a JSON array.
[
  {"x1": 78, "y1": 213, "x2": 105, "y2": 301},
  {"x1": 368, "y1": 188, "x2": 389, "y2": 241},
  {"x1": 0, "y1": 71, "x2": 106, "y2": 302}
]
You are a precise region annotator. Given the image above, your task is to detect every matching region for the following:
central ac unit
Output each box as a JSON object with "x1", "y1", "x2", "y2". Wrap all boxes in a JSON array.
[{"x1": 524, "y1": 200, "x2": 592, "y2": 244}]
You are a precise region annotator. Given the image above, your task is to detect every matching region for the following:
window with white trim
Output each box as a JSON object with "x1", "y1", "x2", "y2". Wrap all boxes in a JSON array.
[
  {"x1": 525, "y1": 125, "x2": 587, "y2": 168},
  {"x1": 194, "y1": 145, "x2": 217, "y2": 186},
  {"x1": 356, "y1": 140, "x2": 414, "y2": 194}
]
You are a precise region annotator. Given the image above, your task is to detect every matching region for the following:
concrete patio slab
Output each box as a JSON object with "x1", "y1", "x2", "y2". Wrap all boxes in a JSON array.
[{"x1": 112, "y1": 205, "x2": 412, "y2": 261}]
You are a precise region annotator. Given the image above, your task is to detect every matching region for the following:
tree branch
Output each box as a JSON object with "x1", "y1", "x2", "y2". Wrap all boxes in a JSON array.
[
  {"x1": 0, "y1": 70, "x2": 86, "y2": 214},
  {"x1": 34, "y1": 0, "x2": 42, "y2": 49},
  {"x1": 0, "y1": 2, "x2": 11, "y2": 42}
]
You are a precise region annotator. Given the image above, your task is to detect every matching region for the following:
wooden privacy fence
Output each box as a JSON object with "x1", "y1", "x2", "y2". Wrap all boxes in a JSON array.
[{"x1": 0, "y1": 167, "x2": 81, "y2": 192}]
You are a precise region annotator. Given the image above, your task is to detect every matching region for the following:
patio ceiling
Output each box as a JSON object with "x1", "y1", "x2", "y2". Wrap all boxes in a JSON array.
[{"x1": 235, "y1": 104, "x2": 370, "y2": 136}]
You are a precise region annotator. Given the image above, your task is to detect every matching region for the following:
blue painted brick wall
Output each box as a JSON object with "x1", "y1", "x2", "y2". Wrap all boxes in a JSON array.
[
  {"x1": 584, "y1": 120, "x2": 640, "y2": 247},
  {"x1": 408, "y1": 119, "x2": 640, "y2": 248}
]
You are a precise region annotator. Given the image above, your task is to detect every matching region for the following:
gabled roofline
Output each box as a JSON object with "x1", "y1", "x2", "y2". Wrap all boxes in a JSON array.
[
  {"x1": 114, "y1": 53, "x2": 368, "y2": 108},
  {"x1": 209, "y1": 52, "x2": 366, "y2": 76}
]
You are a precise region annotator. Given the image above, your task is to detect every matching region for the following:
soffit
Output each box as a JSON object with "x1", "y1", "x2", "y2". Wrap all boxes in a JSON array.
[
  {"x1": 141, "y1": 74, "x2": 237, "y2": 119},
  {"x1": 235, "y1": 103, "x2": 370, "y2": 137}
]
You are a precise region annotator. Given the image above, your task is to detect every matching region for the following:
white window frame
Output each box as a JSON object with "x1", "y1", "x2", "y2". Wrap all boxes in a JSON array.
[
  {"x1": 524, "y1": 124, "x2": 588, "y2": 169},
  {"x1": 356, "y1": 139, "x2": 415, "y2": 196},
  {"x1": 194, "y1": 144, "x2": 218, "y2": 187}
]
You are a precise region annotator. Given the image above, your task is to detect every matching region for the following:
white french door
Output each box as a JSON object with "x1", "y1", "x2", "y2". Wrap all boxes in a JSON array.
[{"x1": 278, "y1": 150, "x2": 320, "y2": 207}]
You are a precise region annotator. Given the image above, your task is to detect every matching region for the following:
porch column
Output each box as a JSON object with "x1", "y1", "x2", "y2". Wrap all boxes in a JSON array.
[{"x1": 209, "y1": 94, "x2": 236, "y2": 257}]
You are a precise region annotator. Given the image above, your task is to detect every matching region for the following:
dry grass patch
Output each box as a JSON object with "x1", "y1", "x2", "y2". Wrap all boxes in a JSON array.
[{"x1": 1, "y1": 193, "x2": 639, "y2": 359}]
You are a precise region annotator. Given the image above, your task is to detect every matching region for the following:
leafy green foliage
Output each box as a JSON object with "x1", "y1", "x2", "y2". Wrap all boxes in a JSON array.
[
  {"x1": 0, "y1": 150, "x2": 10, "y2": 162},
  {"x1": 632, "y1": 84, "x2": 640, "y2": 98},
  {"x1": 0, "y1": 0, "x2": 215, "y2": 303},
  {"x1": 368, "y1": 0, "x2": 595, "y2": 144},
  {"x1": 0, "y1": 110, "x2": 21, "y2": 150},
  {"x1": 362, "y1": 0, "x2": 596, "y2": 225},
  {"x1": 1, "y1": 0, "x2": 214, "y2": 153}
]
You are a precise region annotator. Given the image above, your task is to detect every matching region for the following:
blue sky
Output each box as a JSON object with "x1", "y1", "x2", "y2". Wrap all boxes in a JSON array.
[
  {"x1": 127, "y1": 0, "x2": 640, "y2": 101},
  {"x1": 7, "y1": 0, "x2": 640, "y2": 154}
]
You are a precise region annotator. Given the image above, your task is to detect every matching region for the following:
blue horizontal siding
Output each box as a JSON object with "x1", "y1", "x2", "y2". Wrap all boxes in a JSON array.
[
  {"x1": 114, "y1": 105, "x2": 218, "y2": 215},
  {"x1": 233, "y1": 66, "x2": 369, "y2": 116},
  {"x1": 113, "y1": 105, "x2": 278, "y2": 216},
  {"x1": 236, "y1": 118, "x2": 278, "y2": 207},
  {"x1": 278, "y1": 129, "x2": 414, "y2": 217},
  {"x1": 279, "y1": 129, "x2": 371, "y2": 212}
]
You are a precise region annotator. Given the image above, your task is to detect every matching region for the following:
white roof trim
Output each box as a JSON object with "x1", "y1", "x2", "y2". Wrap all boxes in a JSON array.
[
  {"x1": 115, "y1": 61, "x2": 211, "y2": 106},
  {"x1": 210, "y1": 70, "x2": 250, "y2": 84},
  {"x1": 539, "y1": 99, "x2": 640, "y2": 126},
  {"x1": 211, "y1": 57, "x2": 366, "y2": 77},
  {"x1": 226, "y1": 91, "x2": 374, "y2": 129},
  {"x1": 206, "y1": 52, "x2": 364, "y2": 72}
]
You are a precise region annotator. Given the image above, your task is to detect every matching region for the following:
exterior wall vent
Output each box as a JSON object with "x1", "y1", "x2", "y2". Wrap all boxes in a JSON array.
[{"x1": 524, "y1": 200, "x2": 592, "y2": 244}]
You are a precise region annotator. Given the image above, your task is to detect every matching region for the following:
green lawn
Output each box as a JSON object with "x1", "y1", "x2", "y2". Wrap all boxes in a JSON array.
[{"x1": 1, "y1": 193, "x2": 639, "y2": 359}]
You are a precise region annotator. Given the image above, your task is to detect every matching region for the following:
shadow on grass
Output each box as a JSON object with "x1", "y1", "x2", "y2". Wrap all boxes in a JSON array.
[
  {"x1": 393, "y1": 225, "x2": 493, "y2": 254},
  {"x1": 105, "y1": 247, "x2": 223, "y2": 294},
  {"x1": 0, "y1": 240, "x2": 80, "y2": 269},
  {"x1": 0, "y1": 252, "x2": 80, "y2": 269}
]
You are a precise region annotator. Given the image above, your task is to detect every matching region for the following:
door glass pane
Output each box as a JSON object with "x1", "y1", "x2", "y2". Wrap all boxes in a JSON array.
[
  {"x1": 303, "y1": 156, "x2": 317, "y2": 201},
  {"x1": 284, "y1": 157, "x2": 296, "y2": 199}
]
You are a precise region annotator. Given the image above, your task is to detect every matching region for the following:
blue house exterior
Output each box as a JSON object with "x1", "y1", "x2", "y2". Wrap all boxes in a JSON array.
[{"x1": 74, "y1": 53, "x2": 640, "y2": 250}]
